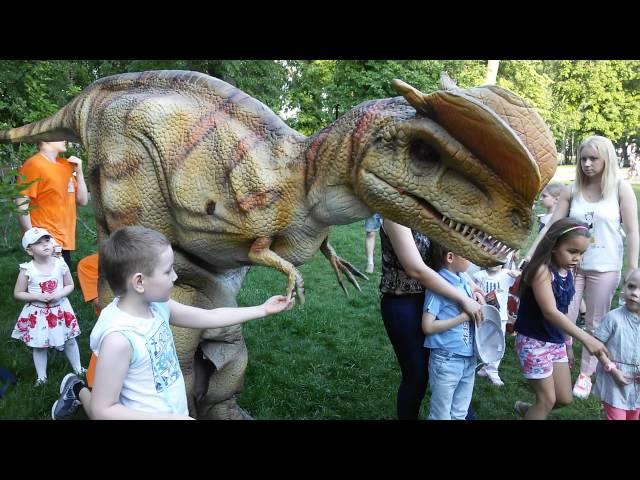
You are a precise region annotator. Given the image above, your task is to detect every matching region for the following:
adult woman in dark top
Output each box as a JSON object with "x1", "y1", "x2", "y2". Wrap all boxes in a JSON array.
[{"x1": 380, "y1": 220, "x2": 483, "y2": 420}]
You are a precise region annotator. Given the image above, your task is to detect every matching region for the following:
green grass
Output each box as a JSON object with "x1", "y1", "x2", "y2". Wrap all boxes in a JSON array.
[{"x1": 1, "y1": 182, "x2": 638, "y2": 420}]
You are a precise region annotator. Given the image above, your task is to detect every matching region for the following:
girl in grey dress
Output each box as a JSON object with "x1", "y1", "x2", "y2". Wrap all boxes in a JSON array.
[{"x1": 593, "y1": 268, "x2": 640, "y2": 420}]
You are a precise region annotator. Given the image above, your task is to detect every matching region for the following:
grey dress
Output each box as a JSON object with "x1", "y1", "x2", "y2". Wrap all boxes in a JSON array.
[{"x1": 592, "y1": 306, "x2": 640, "y2": 411}]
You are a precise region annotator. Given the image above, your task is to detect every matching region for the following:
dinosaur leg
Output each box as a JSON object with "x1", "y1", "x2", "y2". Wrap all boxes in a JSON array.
[
  {"x1": 190, "y1": 266, "x2": 252, "y2": 420},
  {"x1": 248, "y1": 237, "x2": 305, "y2": 304},
  {"x1": 195, "y1": 325, "x2": 251, "y2": 420},
  {"x1": 168, "y1": 253, "x2": 249, "y2": 419}
]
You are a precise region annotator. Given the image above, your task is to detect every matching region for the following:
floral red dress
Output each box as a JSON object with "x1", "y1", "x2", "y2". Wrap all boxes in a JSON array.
[{"x1": 11, "y1": 258, "x2": 80, "y2": 349}]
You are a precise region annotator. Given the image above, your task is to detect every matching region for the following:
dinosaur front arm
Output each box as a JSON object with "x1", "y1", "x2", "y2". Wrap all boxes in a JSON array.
[
  {"x1": 248, "y1": 237, "x2": 305, "y2": 305},
  {"x1": 320, "y1": 238, "x2": 368, "y2": 296}
]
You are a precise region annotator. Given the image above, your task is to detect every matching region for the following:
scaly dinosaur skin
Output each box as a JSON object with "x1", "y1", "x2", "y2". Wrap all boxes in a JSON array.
[{"x1": 0, "y1": 70, "x2": 556, "y2": 419}]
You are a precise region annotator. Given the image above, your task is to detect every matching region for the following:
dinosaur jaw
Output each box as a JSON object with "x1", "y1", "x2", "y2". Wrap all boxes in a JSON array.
[{"x1": 365, "y1": 172, "x2": 520, "y2": 266}]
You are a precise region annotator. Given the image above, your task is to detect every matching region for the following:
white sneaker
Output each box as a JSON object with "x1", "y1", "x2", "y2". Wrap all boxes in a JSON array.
[
  {"x1": 487, "y1": 372, "x2": 504, "y2": 387},
  {"x1": 365, "y1": 263, "x2": 374, "y2": 274},
  {"x1": 477, "y1": 366, "x2": 488, "y2": 377},
  {"x1": 573, "y1": 373, "x2": 592, "y2": 399},
  {"x1": 34, "y1": 377, "x2": 47, "y2": 387}
]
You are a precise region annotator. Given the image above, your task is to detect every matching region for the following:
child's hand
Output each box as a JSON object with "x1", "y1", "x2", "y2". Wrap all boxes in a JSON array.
[
  {"x1": 39, "y1": 293, "x2": 53, "y2": 303},
  {"x1": 67, "y1": 155, "x2": 83, "y2": 173},
  {"x1": 611, "y1": 369, "x2": 631, "y2": 387},
  {"x1": 583, "y1": 336, "x2": 609, "y2": 359},
  {"x1": 263, "y1": 295, "x2": 296, "y2": 315},
  {"x1": 566, "y1": 345, "x2": 575, "y2": 370},
  {"x1": 461, "y1": 297, "x2": 483, "y2": 324}
]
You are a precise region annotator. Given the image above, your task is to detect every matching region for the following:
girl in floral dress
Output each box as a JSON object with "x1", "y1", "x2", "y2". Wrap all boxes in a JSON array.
[{"x1": 11, "y1": 227, "x2": 83, "y2": 385}]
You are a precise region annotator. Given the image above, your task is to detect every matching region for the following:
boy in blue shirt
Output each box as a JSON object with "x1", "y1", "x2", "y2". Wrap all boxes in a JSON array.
[{"x1": 422, "y1": 241, "x2": 476, "y2": 420}]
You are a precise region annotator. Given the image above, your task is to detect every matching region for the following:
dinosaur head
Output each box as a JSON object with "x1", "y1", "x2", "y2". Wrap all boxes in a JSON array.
[{"x1": 353, "y1": 73, "x2": 557, "y2": 266}]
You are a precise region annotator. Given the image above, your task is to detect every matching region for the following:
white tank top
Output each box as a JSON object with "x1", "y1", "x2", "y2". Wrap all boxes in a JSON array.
[{"x1": 569, "y1": 182, "x2": 623, "y2": 272}]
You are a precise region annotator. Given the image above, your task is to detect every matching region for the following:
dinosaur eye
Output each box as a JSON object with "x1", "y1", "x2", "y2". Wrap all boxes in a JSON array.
[{"x1": 410, "y1": 139, "x2": 440, "y2": 167}]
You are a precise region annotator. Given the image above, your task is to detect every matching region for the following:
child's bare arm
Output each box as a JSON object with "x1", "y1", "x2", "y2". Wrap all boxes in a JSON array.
[
  {"x1": 167, "y1": 295, "x2": 295, "y2": 329},
  {"x1": 422, "y1": 311, "x2": 470, "y2": 335},
  {"x1": 595, "y1": 350, "x2": 631, "y2": 387},
  {"x1": 51, "y1": 270, "x2": 74, "y2": 302},
  {"x1": 13, "y1": 269, "x2": 46, "y2": 303},
  {"x1": 90, "y1": 333, "x2": 193, "y2": 420},
  {"x1": 531, "y1": 265, "x2": 609, "y2": 358}
]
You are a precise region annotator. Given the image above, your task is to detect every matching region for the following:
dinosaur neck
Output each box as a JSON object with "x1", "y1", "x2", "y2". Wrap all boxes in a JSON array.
[{"x1": 302, "y1": 104, "x2": 384, "y2": 225}]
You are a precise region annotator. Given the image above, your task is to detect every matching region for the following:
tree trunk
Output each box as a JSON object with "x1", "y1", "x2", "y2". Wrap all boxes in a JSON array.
[
  {"x1": 484, "y1": 60, "x2": 500, "y2": 85},
  {"x1": 622, "y1": 141, "x2": 630, "y2": 168}
]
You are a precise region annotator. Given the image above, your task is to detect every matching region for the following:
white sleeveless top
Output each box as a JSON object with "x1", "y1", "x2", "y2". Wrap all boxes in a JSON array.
[
  {"x1": 90, "y1": 299, "x2": 188, "y2": 416},
  {"x1": 569, "y1": 182, "x2": 623, "y2": 272}
]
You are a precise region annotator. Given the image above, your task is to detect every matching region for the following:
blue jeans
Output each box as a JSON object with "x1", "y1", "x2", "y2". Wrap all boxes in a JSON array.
[{"x1": 428, "y1": 349, "x2": 476, "y2": 420}]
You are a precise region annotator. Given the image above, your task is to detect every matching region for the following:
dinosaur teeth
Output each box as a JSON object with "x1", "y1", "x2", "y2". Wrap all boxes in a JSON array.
[{"x1": 440, "y1": 214, "x2": 510, "y2": 259}]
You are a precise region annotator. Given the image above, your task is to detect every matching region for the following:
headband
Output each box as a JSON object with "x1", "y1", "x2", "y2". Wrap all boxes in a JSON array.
[{"x1": 561, "y1": 225, "x2": 589, "y2": 235}]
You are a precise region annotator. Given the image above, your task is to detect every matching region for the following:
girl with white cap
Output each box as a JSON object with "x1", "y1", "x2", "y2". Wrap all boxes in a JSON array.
[{"x1": 11, "y1": 227, "x2": 84, "y2": 385}]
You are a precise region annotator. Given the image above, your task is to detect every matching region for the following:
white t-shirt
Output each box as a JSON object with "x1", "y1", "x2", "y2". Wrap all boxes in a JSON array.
[
  {"x1": 90, "y1": 298, "x2": 188, "y2": 416},
  {"x1": 569, "y1": 183, "x2": 624, "y2": 272},
  {"x1": 473, "y1": 270, "x2": 516, "y2": 320}
]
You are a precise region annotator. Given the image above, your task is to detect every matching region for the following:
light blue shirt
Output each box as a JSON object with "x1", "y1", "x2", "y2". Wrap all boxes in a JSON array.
[{"x1": 423, "y1": 269, "x2": 475, "y2": 357}]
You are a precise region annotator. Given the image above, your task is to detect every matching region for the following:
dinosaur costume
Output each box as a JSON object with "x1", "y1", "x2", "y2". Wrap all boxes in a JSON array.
[{"x1": 0, "y1": 70, "x2": 556, "y2": 419}]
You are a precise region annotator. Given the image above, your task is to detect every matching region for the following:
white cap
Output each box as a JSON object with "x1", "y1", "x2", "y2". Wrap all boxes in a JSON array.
[
  {"x1": 474, "y1": 304, "x2": 506, "y2": 364},
  {"x1": 22, "y1": 227, "x2": 53, "y2": 250}
]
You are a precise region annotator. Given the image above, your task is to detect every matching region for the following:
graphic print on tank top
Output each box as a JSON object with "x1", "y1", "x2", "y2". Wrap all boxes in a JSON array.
[{"x1": 146, "y1": 321, "x2": 181, "y2": 393}]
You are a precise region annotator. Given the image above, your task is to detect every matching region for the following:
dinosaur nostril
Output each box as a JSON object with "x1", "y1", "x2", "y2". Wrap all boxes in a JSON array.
[{"x1": 205, "y1": 201, "x2": 216, "y2": 215}]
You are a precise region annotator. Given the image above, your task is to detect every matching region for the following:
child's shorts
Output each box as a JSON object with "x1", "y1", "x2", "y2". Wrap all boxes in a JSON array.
[{"x1": 515, "y1": 334, "x2": 567, "y2": 379}]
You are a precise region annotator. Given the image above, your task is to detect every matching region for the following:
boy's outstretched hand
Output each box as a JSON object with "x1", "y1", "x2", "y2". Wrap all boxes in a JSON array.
[{"x1": 263, "y1": 294, "x2": 296, "y2": 315}]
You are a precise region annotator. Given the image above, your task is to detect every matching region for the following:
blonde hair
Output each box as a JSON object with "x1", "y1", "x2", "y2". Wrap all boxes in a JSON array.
[{"x1": 575, "y1": 136, "x2": 619, "y2": 199}]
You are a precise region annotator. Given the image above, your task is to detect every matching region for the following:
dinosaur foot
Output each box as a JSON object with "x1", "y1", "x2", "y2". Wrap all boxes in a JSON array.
[{"x1": 200, "y1": 396, "x2": 253, "y2": 420}]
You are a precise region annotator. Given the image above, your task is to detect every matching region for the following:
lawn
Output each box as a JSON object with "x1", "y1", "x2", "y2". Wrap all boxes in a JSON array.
[{"x1": 1, "y1": 178, "x2": 637, "y2": 420}]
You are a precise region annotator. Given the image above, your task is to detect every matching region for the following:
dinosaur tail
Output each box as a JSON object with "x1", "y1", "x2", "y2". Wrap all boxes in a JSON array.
[{"x1": 0, "y1": 97, "x2": 83, "y2": 145}]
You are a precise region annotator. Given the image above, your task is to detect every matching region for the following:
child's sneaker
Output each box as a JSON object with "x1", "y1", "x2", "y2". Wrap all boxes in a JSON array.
[
  {"x1": 573, "y1": 373, "x2": 592, "y2": 399},
  {"x1": 487, "y1": 371, "x2": 505, "y2": 387},
  {"x1": 513, "y1": 400, "x2": 531, "y2": 418},
  {"x1": 51, "y1": 373, "x2": 84, "y2": 420},
  {"x1": 365, "y1": 262, "x2": 374, "y2": 274},
  {"x1": 476, "y1": 366, "x2": 488, "y2": 377},
  {"x1": 34, "y1": 377, "x2": 47, "y2": 387}
]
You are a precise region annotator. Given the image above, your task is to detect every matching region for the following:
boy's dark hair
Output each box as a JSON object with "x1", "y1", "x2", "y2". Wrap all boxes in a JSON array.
[
  {"x1": 519, "y1": 217, "x2": 591, "y2": 297},
  {"x1": 99, "y1": 226, "x2": 171, "y2": 296},
  {"x1": 428, "y1": 240, "x2": 451, "y2": 271}
]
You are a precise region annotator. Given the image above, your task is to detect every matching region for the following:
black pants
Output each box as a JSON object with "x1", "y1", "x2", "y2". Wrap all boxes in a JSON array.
[
  {"x1": 61, "y1": 250, "x2": 73, "y2": 272},
  {"x1": 381, "y1": 293, "x2": 429, "y2": 420},
  {"x1": 381, "y1": 292, "x2": 477, "y2": 420}
]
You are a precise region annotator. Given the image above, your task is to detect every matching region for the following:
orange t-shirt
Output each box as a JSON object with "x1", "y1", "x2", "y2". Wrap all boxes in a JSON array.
[
  {"x1": 77, "y1": 252, "x2": 99, "y2": 302},
  {"x1": 18, "y1": 153, "x2": 78, "y2": 250}
]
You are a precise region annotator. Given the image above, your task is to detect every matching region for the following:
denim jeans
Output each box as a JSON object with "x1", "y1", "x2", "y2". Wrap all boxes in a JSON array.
[{"x1": 428, "y1": 349, "x2": 476, "y2": 420}]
